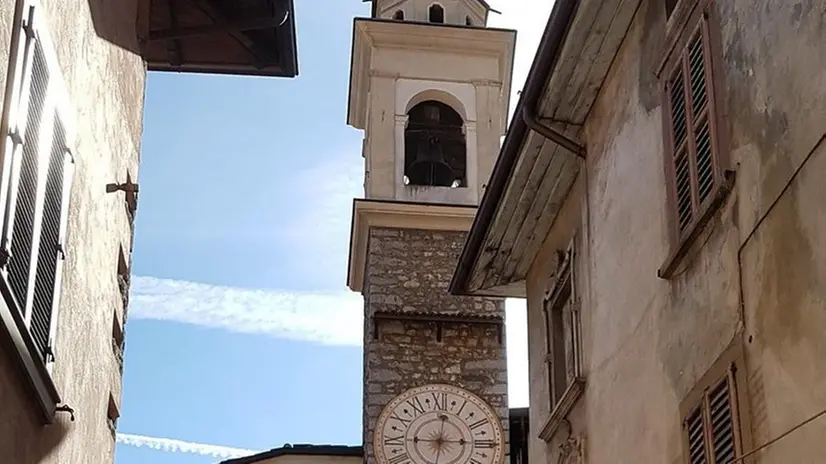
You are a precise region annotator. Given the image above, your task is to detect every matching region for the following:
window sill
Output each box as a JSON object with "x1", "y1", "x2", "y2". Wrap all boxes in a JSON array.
[
  {"x1": 0, "y1": 272, "x2": 60, "y2": 423},
  {"x1": 658, "y1": 170, "x2": 735, "y2": 279},
  {"x1": 538, "y1": 377, "x2": 586, "y2": 442}
]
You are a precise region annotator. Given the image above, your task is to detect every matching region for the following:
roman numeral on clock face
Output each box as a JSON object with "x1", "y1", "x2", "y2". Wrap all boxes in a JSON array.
[
  {"x1": 468, "y1": 418, "x2": 489, "y2": 430},
  {"x1": 430, "y1": 392, "x2": 447, "y2": 411},
  {"x1": 390, "y1": 412, "x2": 412, "y2": 427},
  {"x1": 474, "y1": 440, "x2": 496, "y2": 448},
  {"x1": 388, "y1": 453, "x2": 410, "y2": 464},
  {"x1": 384, "y1": 435, "x2": 404, "y2": 446},
  {"x1": 406, "y1": 397, "x2": 426, "y2": 416}
]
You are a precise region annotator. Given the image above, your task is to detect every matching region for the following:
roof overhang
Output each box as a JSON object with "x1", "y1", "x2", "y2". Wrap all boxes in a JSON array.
[
  {"x1": 346, "y1": 18, "x2": 516, "y2": 130},
  {"x1": 347, "y1": 199, "x2": 477, "y2": 293},
  {"x1": 138, "y1": 0, "x2": 299, "y2": 78},
  {"x1": 450, "y1": 0, "x2": 642, "y2": 297}
]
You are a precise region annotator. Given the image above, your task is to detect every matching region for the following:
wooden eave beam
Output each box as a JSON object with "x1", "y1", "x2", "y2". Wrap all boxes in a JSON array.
[
  {"x1": 186, "y1": 0, "x2": 278, "y2": 65},
  {"x1": 167, "y1": 0, "x2": 183, "y2": 66},
  {"x1": 148, "y1": 16, "x2": 286, "y2": 41}
]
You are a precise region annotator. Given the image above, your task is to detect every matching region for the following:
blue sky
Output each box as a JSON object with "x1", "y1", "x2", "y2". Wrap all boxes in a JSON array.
[{"x1": 114, "y1": 1, "x2": 552, "y2": 462}]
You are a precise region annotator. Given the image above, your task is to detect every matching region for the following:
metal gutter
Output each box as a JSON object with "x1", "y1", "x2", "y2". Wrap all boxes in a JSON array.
[{"x1": 449, "y1": 0, "x2": 581, "y2": 295}]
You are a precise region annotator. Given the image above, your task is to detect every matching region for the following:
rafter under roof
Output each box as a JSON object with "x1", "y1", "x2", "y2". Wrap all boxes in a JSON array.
[{"x1": 139, "y1": 0, "x2": 298, "y2": 78}]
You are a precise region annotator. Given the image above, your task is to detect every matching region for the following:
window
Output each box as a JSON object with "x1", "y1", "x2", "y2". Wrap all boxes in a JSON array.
[
  {"x1": 683, "y1": 366, "x2": 742, "y2": 464},
  {"x1": 0, "y1": 0, "x2": 75, "y2": 416},
  {"x1": 538, "y1": 236, "x2": 585, "y2": 441},
  {"x1": 124, "y1": 171, "x2": 137, "y2": 229},
  {"x1": 404, "y1": 101, "x2": 466, "y2": 188},
  {"x1": 393, "y1": 10, "x2": 404, "y2": 20},
  {"x1": 428, "y1": 4, "x2": 445, "y2": 23},
  {"x1": 465, "y1": 16, "x2": 473, "y2": 26},
  {"x1": 107, "y1": 393, "x2": 120, "y2": 439},
  {"x1": 665, "y1": 0, "x2": 680, "y2": 18},
  {"x1": 659, "y1": 1, "x2": 729, "y2": 278}
]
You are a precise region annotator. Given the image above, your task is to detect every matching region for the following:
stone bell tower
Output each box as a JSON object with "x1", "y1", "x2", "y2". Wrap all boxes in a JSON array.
[{"x1": 345, "y1": 2, "x2": 516, "y2": 464}]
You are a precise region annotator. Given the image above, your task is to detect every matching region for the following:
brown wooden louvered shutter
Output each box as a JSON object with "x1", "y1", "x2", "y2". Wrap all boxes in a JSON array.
[
  {"x1": 665, "y1": 15, "x2": 721, "y2": 240},
  {"x1": 686, "y1": 406, "x2": 707, "y2": 464},
  {"x1": 30, "y1": 113, "x2": 73, "y2": 362},
  {"x1": 7, "y1": 19, "x2": 49, "y2": 315},
  {"x1": 684, "y1": 371, "x2": 739, "y2": 464},
  {"x1": 707, "y1": 376, "x2": 736, "y2": 463}
]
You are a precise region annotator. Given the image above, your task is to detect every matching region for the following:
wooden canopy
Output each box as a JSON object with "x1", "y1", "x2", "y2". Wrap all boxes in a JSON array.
[{"x1": 139, "y1": 0, "x2": 298, "y2": 77}]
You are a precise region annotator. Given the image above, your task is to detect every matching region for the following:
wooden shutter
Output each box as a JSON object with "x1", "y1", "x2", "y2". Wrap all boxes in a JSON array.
[
  {"x1": 665, "y1": 16, "x2": 720, "y2": 240},
  {"x1": 31, "y1": 113, "x2": 73, "y2": 363},
  {"x1": 707, "y1": 376, "x2": 736, "y2": 463},
  {"x1": 1, "y1": 0, "x2": 74, "y2": 365},
  {"x1": 684, "y1": 371, "x2": 739, "y2": 464},
  {"x1": 686, "y1": 406, "x2": 707, "y2": 464},
  {"x1": 6, "y1": 10, "x2": 50, "y2": 315}
]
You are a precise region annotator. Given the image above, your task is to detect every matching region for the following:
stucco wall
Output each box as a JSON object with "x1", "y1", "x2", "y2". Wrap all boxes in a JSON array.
[
  {"x1": 523, "y1": 0, "x2": 826, "y2": 462},
  {"x1": 0, "y1": 0, "x2": 144, "y2": 462}
]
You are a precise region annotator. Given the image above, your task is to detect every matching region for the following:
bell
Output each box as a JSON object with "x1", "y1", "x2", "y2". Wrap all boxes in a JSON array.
[{"x1": 407, "y1": 135, "x2": 455, "y2": 187}]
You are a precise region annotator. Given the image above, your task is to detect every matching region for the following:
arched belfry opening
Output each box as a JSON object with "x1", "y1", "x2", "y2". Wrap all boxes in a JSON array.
[
  {"x1": 404, "y1": 101, "x2": 466, "y2": 188},
  {"x1": 428, "y1": 4, "x2": 445, "y2": 23},
  {"x1": 393, "y1": 10, "x2": 404, "y2": 20}
]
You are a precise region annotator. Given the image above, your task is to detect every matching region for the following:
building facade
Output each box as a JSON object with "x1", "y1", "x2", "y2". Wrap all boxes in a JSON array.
[
  {"x1": 451, "y1": 0, "x2": 826, "y2": 463},
  {"x1": 0, "y1": 0, "x2": 298, "y2": 462},
  {"x1": 345, "y1": 2, "x2": 519, "y2": 464}
]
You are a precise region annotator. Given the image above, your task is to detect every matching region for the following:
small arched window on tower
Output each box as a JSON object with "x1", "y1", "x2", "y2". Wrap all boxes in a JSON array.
[
  {"x1": 428, "y1": 4, "x2": 445, "y2": 23},
  {"x1": 393, "y1": 10, "x2": 404, "y2": 20},
  {"x1": 404, "y1": 101, "x2": 466, "y2": 188},
  {"x1": 465, "y1": 16, "x2": 473, "y2": 26}
]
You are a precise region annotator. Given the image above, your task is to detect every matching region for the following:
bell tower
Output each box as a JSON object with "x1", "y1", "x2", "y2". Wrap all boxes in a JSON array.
[{"x1": 346, "y1": 2, "x2": 515, "y2": 464}]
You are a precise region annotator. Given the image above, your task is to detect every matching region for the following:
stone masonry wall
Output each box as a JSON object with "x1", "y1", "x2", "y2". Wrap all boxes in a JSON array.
[
  {"x1": 362, "y1": 227, "x2": 508, "y2": 464},
  {"x1": 365, "y1": 228, "x2": 503, "y2": 317}
]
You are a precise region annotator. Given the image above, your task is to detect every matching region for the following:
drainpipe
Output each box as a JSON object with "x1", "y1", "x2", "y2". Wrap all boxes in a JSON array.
[{"x1": 521, "y1": 106, "x2": 585, "y2": 159}]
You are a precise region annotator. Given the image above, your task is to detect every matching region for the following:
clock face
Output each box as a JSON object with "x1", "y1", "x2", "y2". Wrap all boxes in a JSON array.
[{"x1": 373, "y1": 384, "x2": 504, "y2": 464}]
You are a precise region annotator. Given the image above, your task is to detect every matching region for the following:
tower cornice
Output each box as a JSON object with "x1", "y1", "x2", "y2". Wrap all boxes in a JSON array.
[{"x1": 346, "y1": 18, "x2": 516, "y2": 131}]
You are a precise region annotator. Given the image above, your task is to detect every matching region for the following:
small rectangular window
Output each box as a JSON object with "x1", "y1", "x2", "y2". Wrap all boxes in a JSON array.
[
  {"x1": 683, "y1": 367, "x2": 742, "y2": 463},
  {"x1": 539, "y1": 235, "x2": 585, "y2": 442}
]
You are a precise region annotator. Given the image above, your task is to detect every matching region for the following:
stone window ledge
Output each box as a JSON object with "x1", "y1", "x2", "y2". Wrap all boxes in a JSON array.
[
  {"x1": 0, "y1": 273, "x2": 60, "y2": 423},
  {"x1": 538, "y1": 377, "x2": 586, "y2": 442}
]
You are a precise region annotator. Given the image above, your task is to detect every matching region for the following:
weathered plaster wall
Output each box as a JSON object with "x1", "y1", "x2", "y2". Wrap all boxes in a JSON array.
[
  {"x1": 0, "y1": 0, "x2": 144, "y2": 462},
  {"x1": 363, "y1": 227, "x2": 508, "y2": 464},
  {"x1": 720, "y1": 0, "x2": 826, "y2": 460},
  {"x1": 523, "y1": 0, "x2": 826, "y2": 462}
]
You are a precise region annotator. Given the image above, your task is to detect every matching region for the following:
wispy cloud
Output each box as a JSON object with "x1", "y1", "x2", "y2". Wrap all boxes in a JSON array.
[
  {"x1": 129, "y1": 275, "x2": 529, "y2": 405},
  {"x1": 130, "y1": 276, "x2": 364, "y2": 346},
  {"x1": 116, "y1": 433, "x2": 259, "y2": 459}
]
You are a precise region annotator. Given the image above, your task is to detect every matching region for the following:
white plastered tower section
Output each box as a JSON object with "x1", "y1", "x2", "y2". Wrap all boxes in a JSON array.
[{"x1": 347, "y1": 0, "x2": 515, "y2": 210}]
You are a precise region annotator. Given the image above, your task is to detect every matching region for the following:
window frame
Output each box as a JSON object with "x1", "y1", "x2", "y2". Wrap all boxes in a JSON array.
[
  {"x1": 656, "y1": 0, "x2": 733, "y2": 279},
  {"x1": 538, "y1": 236, "x2": 585, "y2": 442},
  {"x1": 0, "y1": 0, "x2": 77, "y2": 422}
]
